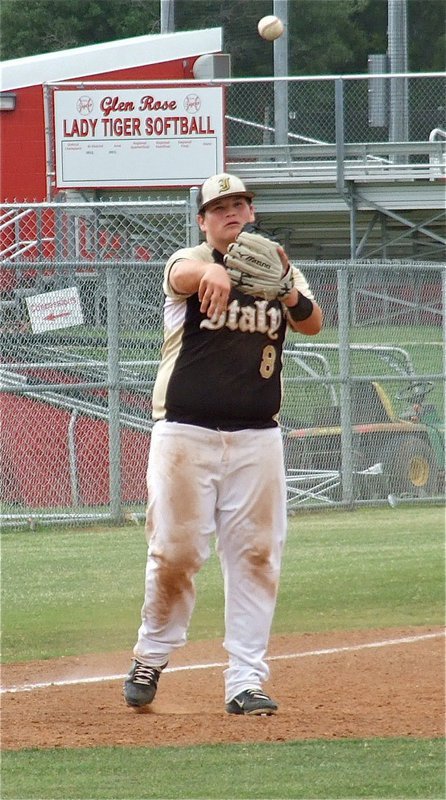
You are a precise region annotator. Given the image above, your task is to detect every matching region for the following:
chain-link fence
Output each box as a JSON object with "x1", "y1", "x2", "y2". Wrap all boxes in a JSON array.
[
  {"x1": 226, "y1": 74, "x2": 446, "y2": 146},
  {"x1": 1, "y1": 201, "x2": 186, "y2": 527},
  {"x1": 283, "y1": 260, "x2": 444, "y2": 510},
  {"x1": 1, "y1": 200, "x2": 444, "y2": 526}
]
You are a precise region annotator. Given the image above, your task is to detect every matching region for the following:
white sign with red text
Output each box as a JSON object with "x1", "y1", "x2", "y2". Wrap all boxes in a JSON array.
[
  {"x1": 26, "y1": 287, "x2": 84, "y2": 333},
  {"x1": 54, "y1": 88, "x2": 224, "y2": 188}
]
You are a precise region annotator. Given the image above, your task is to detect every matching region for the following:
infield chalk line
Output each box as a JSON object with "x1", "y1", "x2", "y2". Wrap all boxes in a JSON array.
[{"x1": 2, "y1": 630, "x2": 444, "y2": 695}]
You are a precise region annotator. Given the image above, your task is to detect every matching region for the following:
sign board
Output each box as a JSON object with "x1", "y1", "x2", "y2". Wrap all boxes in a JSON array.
[
  {"x1": 26, "y1": 287, "x2": 84, "y2": 333},
  {"x1": 54, "y1": 88, "x2": 225, "y2": 188}
]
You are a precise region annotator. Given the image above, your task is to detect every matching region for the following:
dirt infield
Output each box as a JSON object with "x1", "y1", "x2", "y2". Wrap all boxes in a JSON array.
[{"x1": 2, "y1": 626, "x2": 444, "y2": 750}]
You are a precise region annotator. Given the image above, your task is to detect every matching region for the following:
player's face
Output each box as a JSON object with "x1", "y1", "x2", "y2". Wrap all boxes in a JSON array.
[{"x1": 198, "y1": 196, "x2": 255, "y2": 252}]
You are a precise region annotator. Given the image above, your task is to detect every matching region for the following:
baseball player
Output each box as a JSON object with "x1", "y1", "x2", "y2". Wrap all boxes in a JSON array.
[{"x1": 124, "y1": 173, "x2": 323, "y2": 715}]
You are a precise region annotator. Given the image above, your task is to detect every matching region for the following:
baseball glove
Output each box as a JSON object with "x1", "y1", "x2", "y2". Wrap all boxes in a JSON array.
[{"x1": 224, "y1": 223, "x2": 294, "y2": 301}]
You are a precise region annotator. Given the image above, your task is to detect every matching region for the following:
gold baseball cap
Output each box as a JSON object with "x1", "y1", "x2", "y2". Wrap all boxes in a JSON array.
[{"x1": 197, "y1": 173, "x2": 254, "y2": 212}]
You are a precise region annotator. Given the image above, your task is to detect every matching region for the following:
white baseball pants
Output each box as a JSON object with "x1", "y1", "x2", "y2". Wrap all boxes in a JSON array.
[{"x1": 133, "y1": 419, "x2": 287, "y2": 703}]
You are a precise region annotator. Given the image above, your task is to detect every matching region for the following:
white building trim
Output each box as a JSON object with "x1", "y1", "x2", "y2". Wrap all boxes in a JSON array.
[{"x1": 0, "y1": 28, "x2": 222, "y2": 91}]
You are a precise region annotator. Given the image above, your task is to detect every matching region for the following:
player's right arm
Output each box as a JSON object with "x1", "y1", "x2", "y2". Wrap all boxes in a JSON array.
[{"x1": 169, "y1": 258, "x2": 231, "y2": 320}]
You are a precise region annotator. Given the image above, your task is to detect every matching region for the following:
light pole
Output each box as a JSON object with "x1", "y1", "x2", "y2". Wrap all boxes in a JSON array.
[
  {"x1": 160, "y1": 0, "x2": 175, "y2": 33},
  {"x1": 273, "y1": 0, "x2": 289, "y2": 146},
  {"x1": 388, "y1": 0, "x2": 409, "y2": 146}
]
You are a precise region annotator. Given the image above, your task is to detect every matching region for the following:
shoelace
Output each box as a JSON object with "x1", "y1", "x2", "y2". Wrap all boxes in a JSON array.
[
  {"x1": 132, "y1": 663, "x2": 162, "y2": 686},
  {"x1": 244, "y1": 689, "x2": 271, "y2": 701}
]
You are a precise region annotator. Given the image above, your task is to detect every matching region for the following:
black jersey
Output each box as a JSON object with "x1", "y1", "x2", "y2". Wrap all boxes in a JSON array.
[{"x1": 152, "y1": 242, "x2": 312, "y2": 431}]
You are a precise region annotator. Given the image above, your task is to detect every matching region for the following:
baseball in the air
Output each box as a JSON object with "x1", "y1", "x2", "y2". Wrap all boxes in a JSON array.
[{"x1": 258, "y1": 15, "x2": 284, "y2": 41}]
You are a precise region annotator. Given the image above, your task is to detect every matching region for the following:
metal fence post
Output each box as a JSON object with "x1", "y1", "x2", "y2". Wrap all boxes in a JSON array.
[
  {"x1": 188, "y1": 187, "x2": 200, "y2": 247},
  {"x1": 337, "y1": 262, "x2": 354, "y2": 505},
  {"x1": 107, "y1": 263, "x2": 122, "y2": 523},
  {"x1": 42, "y1": 83, "x2": 56, "y2": 201},
  {"x1": 335, "y1": 77, "x2": 345, "y2": 197}
]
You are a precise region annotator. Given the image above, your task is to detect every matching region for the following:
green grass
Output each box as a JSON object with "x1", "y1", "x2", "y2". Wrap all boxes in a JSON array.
[
  {"x1": 1, "y1": 738, "x2": 444, "y2": 799},
  {"x1": 276, "y1": 505, "x2": 445, "y2": 633},
  {"x1": 299, "y1": 324, "x2": 442, "y2": 348},
  {"x1": 283, "y1": 324, "x2": 444, "y2": 423},
  {"x1": 1, "y1": 507, "x2": 444, "y2": 663},
  {"x1": 2, "y1": 506, "x2": 444, "y2": 800}
]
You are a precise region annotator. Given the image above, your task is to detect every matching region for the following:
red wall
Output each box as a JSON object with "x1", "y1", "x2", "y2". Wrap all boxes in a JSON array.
[
  {"x1": 0, "y1": 56, "x2": 197, "y2": 202},
  {"x1": 0, "y1": 393, "x2": 150, "y2": 507}
]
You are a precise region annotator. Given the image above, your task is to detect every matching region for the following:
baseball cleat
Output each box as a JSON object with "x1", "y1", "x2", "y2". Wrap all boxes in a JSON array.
[
  {"x1": 225, "y1": 688, "x2": 278, "y2": 716},
  {"x1": 123, "y1": 659, "x2": 167, "y2": 707}
]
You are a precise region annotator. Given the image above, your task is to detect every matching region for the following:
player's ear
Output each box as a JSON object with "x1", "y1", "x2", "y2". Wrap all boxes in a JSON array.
[
  {"x1": 248, "y1": 203, "x2": 256, "y2": 221},
  {"x1": 197, "y1": 212, "x2": 207, "y2": 232}
]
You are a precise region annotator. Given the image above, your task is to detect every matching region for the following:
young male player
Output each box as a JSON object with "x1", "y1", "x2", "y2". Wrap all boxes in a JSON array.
[{"x1": 124, "y1": 173, "x2": 322, "y2": 715}]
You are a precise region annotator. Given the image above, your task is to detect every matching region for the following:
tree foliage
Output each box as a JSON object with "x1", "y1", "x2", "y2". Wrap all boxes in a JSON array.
[
  {"x1": 0, "y1": 0, "x2": 160, "y2": 60},
  {"x1": 406, "y1": 0, "x2": 446, "y2": 71},
  {"x1": 1, "y1": 0, "x2": 444, "y2": 73}
]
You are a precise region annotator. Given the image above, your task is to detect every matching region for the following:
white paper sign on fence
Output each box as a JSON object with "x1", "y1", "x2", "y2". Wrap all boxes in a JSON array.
[{"x1": 26, "y1": 287, "x2": 84, "y2": 333}]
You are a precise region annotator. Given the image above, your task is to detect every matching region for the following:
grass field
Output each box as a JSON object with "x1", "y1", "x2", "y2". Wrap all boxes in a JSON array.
[
  {"x1": 283, "y1": 324, "x2": 444, "y2": 424},
  {"x1": 2, "y1": 739, "x2": 444, "y2": 799},
  {"x1": 1, "y1": 505, "x2": 445, "y2": 799}
]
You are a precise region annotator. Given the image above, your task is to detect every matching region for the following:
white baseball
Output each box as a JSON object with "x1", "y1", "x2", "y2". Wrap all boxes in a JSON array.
[{"x1": 258, "y1": 15, "x2": 284, "y2": 41}]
